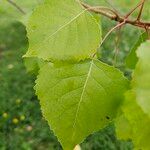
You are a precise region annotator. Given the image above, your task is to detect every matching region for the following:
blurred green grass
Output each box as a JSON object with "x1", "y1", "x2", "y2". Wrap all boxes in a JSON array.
[{"x1": 0, "y1": 22, "x2": 61, "y2": 150}]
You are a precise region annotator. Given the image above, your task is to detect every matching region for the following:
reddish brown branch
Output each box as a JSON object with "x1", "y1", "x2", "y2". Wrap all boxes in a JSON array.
[
  {"x1": 137, "y1": 0, "x2": 145, "y2": 21},
  {"x1": 125, "y1": 0, "x2": 144, "y2": 18},
  {"x1": 7, "y1": 0, "x2": 26, "y2": 15},
  {"x1": 101, "y1": 21, "x2": 126, "y2": 46},
  {"x1": 80, "y1": 1, "x2": 150, "y2": 29}
]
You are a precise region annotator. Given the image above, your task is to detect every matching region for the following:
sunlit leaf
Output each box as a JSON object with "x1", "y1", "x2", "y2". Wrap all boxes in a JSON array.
[
  {"x1": 116, "y1": 90, "x2": 150, "y2": 150},
  {"x1": 116, "y1": 41, "x2": 150, "y2": 150},
  {"x1": 24, "y1": 0, "x2": 101, "y2": 62},
  {"x1": 132, "y1": 41, "x2": 150, "y2": 117},
  {"x1": 35, "y1": 59, "x2": 129, "y2": 150}
]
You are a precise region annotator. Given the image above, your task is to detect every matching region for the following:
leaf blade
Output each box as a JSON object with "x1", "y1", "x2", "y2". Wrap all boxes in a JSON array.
[
  {"x1": 116, "y1": 41, "x2": 150, "y2": 150},
  {"x1": 133, "y1": 40, "x2": 150, "y2": 117},
  {"x1": 35, "y1": 59, "x2": 129, "y2": 150},
  {"x1": 115, "y1": 90, "x2": 150, "y2": 150},
  {"x1": 25, "y1": 0, "x2": 101, "y2": 62}
]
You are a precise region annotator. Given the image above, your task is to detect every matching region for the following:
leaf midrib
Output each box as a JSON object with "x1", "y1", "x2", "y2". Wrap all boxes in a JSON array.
[
  {"x1": 72, "y1": 60, "x2": 93, "y2": 138},
  {"x1": 39, "y1": 9, "x2": 87, "y2": 49}
]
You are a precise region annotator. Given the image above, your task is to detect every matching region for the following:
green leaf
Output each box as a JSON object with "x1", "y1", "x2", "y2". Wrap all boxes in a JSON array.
[
  {"x1": 116, "y1": 90, "x2": 150, "y2": 150},
  {"x1": 82, "y1": 0, "x2": 106, "y2": 5},
  {"x1": 126, "y1": 32, "x2": 148, "y2": 69},
  {"x1": 35, "y1": 59, "x2": 129, "y2": 150},
  {"x1": 132, "y1": 41, "x2": 150, "y2": 117},
  {"x1": 24, "y1": 0, "x2": 101, "y2": 62},
  {"x1": 115, "y1": 41, "x2": 150, "y2": 150}
]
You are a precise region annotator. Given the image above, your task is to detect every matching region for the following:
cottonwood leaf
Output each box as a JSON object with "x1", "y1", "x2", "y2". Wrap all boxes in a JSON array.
[
  {"x1": 115, "y1": 90, "x2": 150, "y2": 150},
  {"x1": 115, "y1": 41, "x2": 150, "y2": 150},
  {"x1": 35, "y1": 59, "x2": 129, "y2": 150},
  {"x1": 126, "y1": 32, "x2": 148, "y2": 69},
  {"x1": 132, "y1": 41, "x2": 150, "y2": 117},
  {"x1": 24, "y1": 0, "x2": 101, "y2": 62}
]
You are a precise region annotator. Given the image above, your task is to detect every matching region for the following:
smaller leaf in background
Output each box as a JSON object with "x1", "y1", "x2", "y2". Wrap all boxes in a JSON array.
[
  {"x1": 24, "y1": 0, "x2": 101, "y2": 62},
  {"x1": 35, "y1": 59, "x2": 129, "y2": 150},
  {"x1": 125, "y1": 32, "x2": 148, "y2": 69},
  {"x1": 116, "y1": 41, "x2": 150, "y2": 150},
  {"x1": 115, "y1": 90, "x2": 150, "y2": 150},
  {"x1": 132, "y1": 41, "x2": 150, "y2": 117}
]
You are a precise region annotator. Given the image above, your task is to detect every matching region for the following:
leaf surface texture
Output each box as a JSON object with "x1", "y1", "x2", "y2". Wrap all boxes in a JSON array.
[
  {"x1": 35, "y1": 59, "x2": 129, "y2": 150},
  {"x1": 116, "y1": 41, "x2": 150, "y2": 150},
  {"x1": 25, "y1": 0, "x2": 101, "y2": 62}
]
